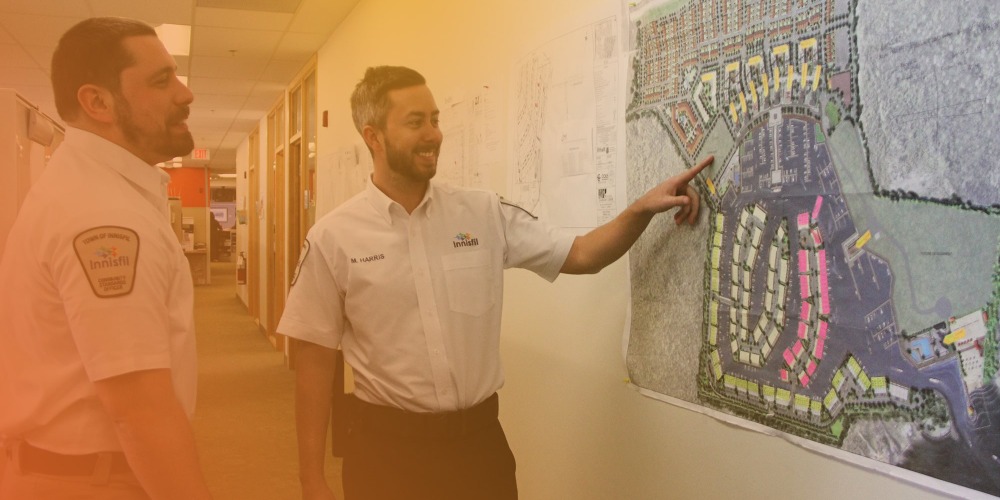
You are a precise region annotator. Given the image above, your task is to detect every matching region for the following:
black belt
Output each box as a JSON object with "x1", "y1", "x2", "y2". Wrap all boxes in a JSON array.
[
  {"x1": 351, "y1": 393, "x2": 499, "y2": 440},
  {"x1": 16, "y1": 441, "x2": 132, "y2": 477}
]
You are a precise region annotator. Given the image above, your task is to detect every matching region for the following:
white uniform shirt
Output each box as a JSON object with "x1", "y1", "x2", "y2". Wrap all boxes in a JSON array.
[
  {"x1": 0, "y1": 129, "x2": 197, "y2": 454},
  {"x1": 278, "y1": 181, "x2": 574, "y2": 413}
]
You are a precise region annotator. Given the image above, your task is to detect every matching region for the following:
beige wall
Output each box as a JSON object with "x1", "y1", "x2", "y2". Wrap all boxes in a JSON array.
[
  {"x1": 291, "y1": 0, "x2": 965, "y2": 498},
  {"x1": 235, "y1": 121, "x2": 271, "y2": 328}
]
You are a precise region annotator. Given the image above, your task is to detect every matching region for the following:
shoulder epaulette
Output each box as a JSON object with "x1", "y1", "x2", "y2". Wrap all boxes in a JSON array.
[{"x1": 499, "y1": 197, "x2": 539, "y2": 220}]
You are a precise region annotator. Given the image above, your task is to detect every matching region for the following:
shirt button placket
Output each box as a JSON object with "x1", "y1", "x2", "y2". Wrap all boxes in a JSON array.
[{"x1": 408, "y1": 216, "x2": 456, "y2": 409}]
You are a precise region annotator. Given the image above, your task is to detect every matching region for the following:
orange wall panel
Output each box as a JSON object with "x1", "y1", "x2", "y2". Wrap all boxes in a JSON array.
[{"x1": 165, "y1": 167, "x2": 208, "y2": 207}]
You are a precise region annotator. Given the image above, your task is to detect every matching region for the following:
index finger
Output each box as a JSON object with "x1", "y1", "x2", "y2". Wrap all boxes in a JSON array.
[
  {"x1": 683, "y1": 155, "x2": 714, "y2": 180},
  {"x1": 672, "y1": 155, "x2": 714, "y2": 185}
]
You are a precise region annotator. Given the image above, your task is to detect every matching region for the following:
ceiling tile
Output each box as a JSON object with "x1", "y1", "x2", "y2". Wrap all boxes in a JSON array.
[
  {"x1": 197, "y1": 0, "x2": 301, "y2": 14},
  {"x1": 272, "y1": 31, "x2": 326, "y2": 61},
  {"x1": 192, "y1": 25, "x2": 283, "y2": 58},
  {"x1": 192, "y1": 130, "x2": 227, "y2": 145},
  {"x1": 193, "y1": 93, "x2": 249, "y2": 111},
  {"x1": 287, "y1": 0, "x2": 355, "y2": 36},
  {"x1": 0, "y1": 66, "x2": 48, "y2": 86},
  {"x1": 189, "y1": 54, "x2": 269, "y2": 80},
  {"x1": 208, "y1": 148, "x2": 237, "y2": 165},
  {"x1": 87, "y1": 0, "x2": 195, "y2": 26},
  {"x1": 0, "y1": 14, "x2": 84, "y2": 48},
  {"x1": 221, "y1": 132, "x2": 249, "y2": 148},
  {"x1": 0, "y1": 26, "x2": 15, "y2": 44},
  {"x1": 236, "y1": 109, "x2": 269, "y2": 122},
  {"x1": 0, "y1": 43, "x2": 40, "y2": 69},
  {"x1": 21, "y1": 45, "x2": 55, "y2": 71},
  {"x1": 242, "y1": 93, "x2": 281, "y2": 113},
  {"x1": 258, "y1": 59, "x2": 305, "y2": 84},
  {"x1": 1, "y1": 0, "x2": 91, "y2": 17},
  {"x1": 194, "y1": 7, "x2": 292, "y2": 30},
  {"x1": 188, "y1": 76, "x2": 256, "y2": 95},
  {"x1": 188, "y1": 110, "x2": 235, "y2": 127}
]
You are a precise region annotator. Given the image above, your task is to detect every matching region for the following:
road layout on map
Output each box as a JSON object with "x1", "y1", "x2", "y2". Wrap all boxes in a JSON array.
[{"x1": 623, "y1": 0, "x2": 1000, "y2": 495}]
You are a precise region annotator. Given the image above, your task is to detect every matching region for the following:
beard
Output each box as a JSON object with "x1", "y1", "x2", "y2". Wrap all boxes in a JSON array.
[
  {"x1": 114, "y1": 93, "x2": 195, "y2": 162},
  {"x1": 384, "y1": 134, "x2": 439, "y2": 183}
]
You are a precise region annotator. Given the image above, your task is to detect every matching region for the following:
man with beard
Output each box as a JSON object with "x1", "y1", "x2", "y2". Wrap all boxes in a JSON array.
[
  {"x1": 279, "y1": 66, "x2": 712, "y2": 500},
  {"x1": 0, "y1": 17, "x2": 213, "y2": 500}
]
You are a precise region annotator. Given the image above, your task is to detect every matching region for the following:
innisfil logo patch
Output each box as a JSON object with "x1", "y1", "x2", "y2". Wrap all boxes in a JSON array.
[
  {"x1": 453, "y1": 232, "x2": 479, "y2": 248},
  {"x1": 73, "y1": 226, "x2": 140, "y2": 298}
]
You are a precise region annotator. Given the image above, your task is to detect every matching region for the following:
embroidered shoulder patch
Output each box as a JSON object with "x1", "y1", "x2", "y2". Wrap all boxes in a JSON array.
[{"x1": 72, "y1": 226, "x2": 140, "y2": 298}]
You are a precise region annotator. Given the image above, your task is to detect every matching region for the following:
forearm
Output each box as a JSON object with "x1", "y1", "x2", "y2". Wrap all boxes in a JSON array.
[
  {"x1": 561, "y1": 204, "x2": 654, "y2": 274},
  {"x1": 294, "y1": 341, "x2": 338, "y2": 489},
  {"x1": 95, "y1": 369, "x2": 212, "y2": 499},
  {"x1": 113, "y1": 401, "x2": 213, "y2": 499},
  {"x1": 561, "y1": 158, "x2": 711, "y2": 274}
]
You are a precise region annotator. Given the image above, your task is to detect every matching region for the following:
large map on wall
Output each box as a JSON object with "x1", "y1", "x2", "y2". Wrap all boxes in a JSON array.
[{"x1": 623, "y1": 0, "x2": 1000, "y2": 495}]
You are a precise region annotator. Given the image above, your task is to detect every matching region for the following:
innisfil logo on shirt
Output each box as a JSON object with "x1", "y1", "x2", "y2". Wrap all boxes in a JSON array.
[
  {"x1": 73, "y1": 226, "x2": 139, "y2": 298},
  {"x1": 453, "y1": 232, "x2": 479, "y2": 248},
  {"x1": 91, "y1": 246, "x2": 130, "y2": 269}
]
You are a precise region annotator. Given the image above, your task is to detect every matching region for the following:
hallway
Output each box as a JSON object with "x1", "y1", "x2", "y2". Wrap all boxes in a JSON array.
[{"x1": 192, "y1": 261, "x2": 343, "y2": 499}]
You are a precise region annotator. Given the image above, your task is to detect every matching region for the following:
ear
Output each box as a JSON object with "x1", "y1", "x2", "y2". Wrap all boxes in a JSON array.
[
  {"x1": 361, "y1": 124, "x2": 384, "y2": 155},
  {"x1": 76, "y1": 84, "x2": 116, "y2": 125}
]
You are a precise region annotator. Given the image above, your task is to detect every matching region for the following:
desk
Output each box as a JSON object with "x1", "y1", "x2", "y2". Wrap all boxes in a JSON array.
[{"x1": 185, "y1": 249, "x2": 210, "y2": 285}]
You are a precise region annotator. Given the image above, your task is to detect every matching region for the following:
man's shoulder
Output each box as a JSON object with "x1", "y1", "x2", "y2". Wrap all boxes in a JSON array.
[
  {"x1": 307, "y1": 191, "x2": 372, "y2": 240},
  {"x1": 432, "y1": 182, "x2": 500, "y2": 207}
]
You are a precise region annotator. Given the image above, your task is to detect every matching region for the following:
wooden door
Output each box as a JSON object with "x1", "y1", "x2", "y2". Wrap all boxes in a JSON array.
[
  {"x1": 268, "y1": 148, "x2": 286, "y2": 351},
  {"x1": 248, "y1": 129, "x2": 260, "y2": 320}
]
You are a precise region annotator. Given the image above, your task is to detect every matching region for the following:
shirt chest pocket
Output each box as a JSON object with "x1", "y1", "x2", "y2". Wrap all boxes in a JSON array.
[{"x1": 441, "y1": 249, "x2": 495, "y2": 316}]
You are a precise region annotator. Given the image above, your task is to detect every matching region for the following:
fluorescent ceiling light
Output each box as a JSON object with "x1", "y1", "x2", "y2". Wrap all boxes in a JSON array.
[
  {"x1": 157, "y1": 156, "x2": 184, "y2": 169},
  {"x1": 154, "y1": 24, "x2": 191, "y2": 57},
  {"x1": 217, "y1": 173, "x2": 238, "y2": 178}
]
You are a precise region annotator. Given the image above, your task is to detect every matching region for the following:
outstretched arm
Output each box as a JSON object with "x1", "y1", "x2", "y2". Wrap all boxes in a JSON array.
[{"x1": 560, "y1": 155, "x2": 714, "y2": 275}]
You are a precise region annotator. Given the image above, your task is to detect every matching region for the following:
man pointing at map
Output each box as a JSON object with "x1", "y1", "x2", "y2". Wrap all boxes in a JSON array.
[{"x1": 278, "y1": 65, "x2": 713, "y2": 500}]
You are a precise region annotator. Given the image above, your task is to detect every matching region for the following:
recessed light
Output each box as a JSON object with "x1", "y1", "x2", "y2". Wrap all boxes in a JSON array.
[{"x1": 154, "y1": 24, "x2": 191, "y2": 57}]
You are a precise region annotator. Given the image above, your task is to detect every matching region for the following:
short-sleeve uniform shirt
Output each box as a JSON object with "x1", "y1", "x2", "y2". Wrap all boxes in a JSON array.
[
  {"x1": 0, "y1": 129, "x2": 197, "y2": 454},
  {"x1": 278, "y1": 180, "x2": 574, "y2": 412}
]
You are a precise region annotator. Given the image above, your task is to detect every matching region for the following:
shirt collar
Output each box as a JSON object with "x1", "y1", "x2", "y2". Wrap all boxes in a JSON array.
[
  {"x1": 64, "y1": 128, "x2": 171, "y2": 200},
  {"x1": 364, "y1": 177, "x2": 436, "y2": 223}
]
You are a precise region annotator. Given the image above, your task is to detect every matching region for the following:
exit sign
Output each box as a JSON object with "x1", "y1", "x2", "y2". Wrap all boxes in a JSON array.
[{"x1": 191, "y1": 148, "x2": 210, "y2": 160}]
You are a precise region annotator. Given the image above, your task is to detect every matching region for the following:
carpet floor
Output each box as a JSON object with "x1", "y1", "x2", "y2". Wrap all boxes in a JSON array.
[{"x1": 193, "y1": 261, "x2": 343, "y2": 499}]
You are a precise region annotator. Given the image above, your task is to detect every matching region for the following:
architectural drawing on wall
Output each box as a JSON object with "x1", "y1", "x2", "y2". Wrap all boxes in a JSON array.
[
  {"x1": 510, "y1": 16, "x2": 622, "y2": 228},
  {"x1": 623, "y1": 0, "x2": 1000, "y2": 496},
  {"x1": 436, "y1": 85, "x2": 500, "y2": 190}
]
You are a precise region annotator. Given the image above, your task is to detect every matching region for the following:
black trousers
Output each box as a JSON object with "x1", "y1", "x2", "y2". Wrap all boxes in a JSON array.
[{"x1": 342, "y1": 398, "x2": 517, "y2": 500}]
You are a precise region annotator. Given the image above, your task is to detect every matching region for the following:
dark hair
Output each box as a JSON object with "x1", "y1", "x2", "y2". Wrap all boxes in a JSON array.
[
  {"x1": 51, "y1": 17, "x2": 156, "y2": 121},
  {"x1": 350, "y1": 66, "x2": 427, "y2": 134}
]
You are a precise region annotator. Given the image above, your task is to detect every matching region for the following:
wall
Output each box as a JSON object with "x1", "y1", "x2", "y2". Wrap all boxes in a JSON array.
[
  {"x1": 299, "y1": 0, "x2": 966, "y2": 498},
  {"x1": 166, "y1": 167, "x2": 208, "y2": 207},
  {"x1": 235, "y1": 140, "x2": 249, "y2": 305},
  {"x1": 235, "y1": 120, "x2": 272, "y2": 328}
]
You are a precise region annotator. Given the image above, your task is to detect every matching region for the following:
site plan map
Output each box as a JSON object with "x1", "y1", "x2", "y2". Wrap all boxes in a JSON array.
[{"x1": 623, "y1": 0, "x2": 1000, "y2": 495}]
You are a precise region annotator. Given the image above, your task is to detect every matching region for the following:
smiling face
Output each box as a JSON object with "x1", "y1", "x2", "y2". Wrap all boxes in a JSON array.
[
  {"x1": 112, "y1": 35, "x2": 195, "y2": 165},
  {"x1": 376, "y1": 84, "x2": 443, "y2": 184}
]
